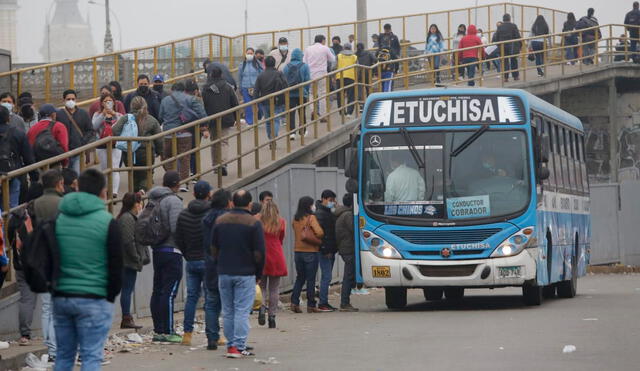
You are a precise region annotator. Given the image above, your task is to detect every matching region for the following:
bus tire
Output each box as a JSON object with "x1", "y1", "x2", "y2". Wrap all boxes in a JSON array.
[
  {"x1": 423, "y1": 288, "x2": 443, "y2": 301},
  {"x1": 542, "y1": 285, "x2": 556, "y2": 299},
  {"x1": 444, "y1": 288, "x2": 465, "y2": 300},
  {"x1": 557, "y1": 238, "x2": 579, "y2": 298},
  {"x1": 385, "y1": 287, "x2": 407, "y2": 310},
  {"x1": 522, "y1": 284, "x2": 543, "y2": 306}
]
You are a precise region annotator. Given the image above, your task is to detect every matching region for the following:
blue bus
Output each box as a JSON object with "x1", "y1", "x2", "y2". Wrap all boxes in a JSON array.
[{"x1": 345, "y1": 88, "x2": 590, "y2": 308}]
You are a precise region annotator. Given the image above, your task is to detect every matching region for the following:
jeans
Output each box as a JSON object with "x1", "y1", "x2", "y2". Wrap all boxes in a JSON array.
[
  {"x1": 291, "y1": 252, "x2": 319, "y2": 307},
  {"x1": 184, "y1": 260, "x2": 206, "y2": 333},
  {"x1": 381, "y1": 71, "x2": 394, "y2": 92},
  {"x1": 120, "y1": 267, "x2": 137, "y2": 316},
  {"x1": 338, "y1": 78, "x2": 355, "y2": 115},
  {"x1": 218, "y1": 274, "x2": 255, "y2": 350},
  {"x1": 288, "y1": 96, "x2": 307, "y2": 134},
  {"x1": 259, "y1": 276, "x2": 281, "y2": 316},
  {"x1": 260, "y1": 103, "x2": 284, "y2": 139},
  {"x1": 631, "y1": 38, "x2": 639, "y2": 62},
  {"x1": 41, "y1": 293, "x2": 56, "y2": 357},
  {"x1": 531, "y1": 41, "x2": 545, "y2": 75},
  {"x1": 68, "y1": 156, "x2": 80, "y2": 177},
  {"x1": 430, "y1": 55, "x2": 441, "y2": 82},
  {"x1": 502, "y1": 50, "x2": 519, "y2": 79},
  {"x1": 17, "y1": 270, "x2": 37, "y2": 338},
  {"x1": 150, "y1": 250, "x2": 183, "y2": 335},
  {"x1": 53, "y1": 297, "x2": 113, "y2": 371},
  {"x1": 564, "y1": 36, "x2": 578, "y2": 62},
  {"x1": 462, "y1": 57, "x2": 478, "y2": 86},
  {"x1": 319, "y1": 253, "x2": 335, "y2": 306},
  {"x1": 241, "y1": 88, "x2": 257, "y2": 124},
  {"x1": 204, "y1": 255, "x2": 221, "y2": 342},
  {"x1": 0, "y1": 177, "x2": 21, "y2": 212},
  {"x1": 96, "y1": 148, "x2": 122, "y2": 196},
  {"x1": 340, "y1": 254, "x2": 356, "y2": 306}
]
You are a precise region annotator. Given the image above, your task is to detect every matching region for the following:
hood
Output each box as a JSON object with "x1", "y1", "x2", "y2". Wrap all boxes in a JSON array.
[
  {"x1": 334, "y1": 205, "x2": 352, "y2": 218},
  {"x1": 148, "y1": 186, "x2": 175, "y2": 200},
  {"x1": 206, "y1": 78, "x2": 228, "y2": 94},
  {"x1": 188, "y1": 199, "x2": 211, "y2": 215},
  {"x1": 291, "y1": 48, "x2": 304, "y2": 62},
  {"x1": 467, "y1": 25, "x2": 477, "y2": 35},
  {"x1": 58, "y1": 192, "x2": 106, "y2": 217},
  {"x1": 340, "y1": 49, "x2": 354, "y2": 56}
]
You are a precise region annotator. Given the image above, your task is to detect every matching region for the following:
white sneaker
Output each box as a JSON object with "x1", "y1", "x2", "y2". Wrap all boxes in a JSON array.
[
  {"x1": 304, "y1": 129, "x2": 309, "y2": 137},
  {"x1": 179, "y1": 186, "x2": 188, "y2": 193},
  {"x1": 240, "y1": 119, "x2": 247, "y2": 125},
  {"x1": 289, "y1": 134, "x2": 296, "y2": 141}
]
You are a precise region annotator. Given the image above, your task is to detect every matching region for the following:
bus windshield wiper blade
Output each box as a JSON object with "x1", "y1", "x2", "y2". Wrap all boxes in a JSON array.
[
  {"x1": 400, "y1": 127, "x2": 425, "y2": 170},
  {"x1": 450, "y1": 125, "x2": 489, "y2": 157}
]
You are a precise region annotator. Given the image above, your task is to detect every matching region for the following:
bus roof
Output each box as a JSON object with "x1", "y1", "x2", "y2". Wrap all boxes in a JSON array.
[{"x1": 365, "y1": 88, "x2": 583, "y2": 132}]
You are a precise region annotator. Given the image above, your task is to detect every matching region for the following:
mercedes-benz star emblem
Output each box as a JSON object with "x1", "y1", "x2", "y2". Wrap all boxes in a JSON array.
[
  {"x1": 369, "y1": 135, "x2": 381, "y2": 147},
  {"x1": 440, "y1": 248, "x2": 452, "y2": 258}
]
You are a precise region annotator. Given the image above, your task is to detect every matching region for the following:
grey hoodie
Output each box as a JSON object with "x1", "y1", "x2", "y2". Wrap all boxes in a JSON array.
[{"x1": 148, "y1": 186, "x2": 183, "y2": 251}]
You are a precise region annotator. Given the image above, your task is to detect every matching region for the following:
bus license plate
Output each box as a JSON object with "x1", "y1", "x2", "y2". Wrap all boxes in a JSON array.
[
  {"x1": 372, "y1": 266, "x2": 391, "y2": 278},
  {"x1": 498, "y1": 266, "x2": 522, "y2": 279}
]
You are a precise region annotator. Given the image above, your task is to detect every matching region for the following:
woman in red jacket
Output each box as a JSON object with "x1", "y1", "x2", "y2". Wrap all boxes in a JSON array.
[
  {"x1": 458, "y1": 24, "x2": 483, "y2": 86},
  {"x1": 258, "y1": 200, "x2": 288, "y2": 328}
]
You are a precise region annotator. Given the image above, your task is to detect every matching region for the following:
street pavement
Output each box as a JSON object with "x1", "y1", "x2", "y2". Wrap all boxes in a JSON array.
[{"x1": 105, "y1": 273, "x2": 640, "y2": 371}]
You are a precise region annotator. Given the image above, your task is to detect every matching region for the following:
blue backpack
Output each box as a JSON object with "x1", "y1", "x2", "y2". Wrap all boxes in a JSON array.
[{"x1": 116, "y1": 114, "x2": 141, "y2": 154}]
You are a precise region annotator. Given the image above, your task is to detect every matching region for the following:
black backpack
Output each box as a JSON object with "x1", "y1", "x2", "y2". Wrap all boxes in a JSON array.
[
  {"x1": 21, "y1": 218, "x2": 59, "y2": 293},
  {"x1": 285, "y1": 64, "x2": 303, "y2": 87},
  {"x1": 0, "y1": 127, "x2": 17, "y2": 174},
  {"x1": 34, "y1": 121, "x2": 64, "y2": 162},
  {"x1": 135, "y1": 194, "x2": 172, "y2": 246}
]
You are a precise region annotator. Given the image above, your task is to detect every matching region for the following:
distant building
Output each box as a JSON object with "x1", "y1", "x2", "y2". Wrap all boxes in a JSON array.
[
  {"x1": 40, "y1": 0, "x2": 97, "y2": 62},
  {"x1": 0, "y1": 0, "x2": 18, "y2": 55}
]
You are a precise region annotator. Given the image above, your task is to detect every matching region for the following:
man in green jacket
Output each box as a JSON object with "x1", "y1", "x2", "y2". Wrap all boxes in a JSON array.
[{"x1": 52, "y1": 169, "x2": 123, "y2": 370}]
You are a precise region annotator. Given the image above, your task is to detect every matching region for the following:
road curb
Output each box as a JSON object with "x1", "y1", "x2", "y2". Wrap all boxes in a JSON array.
[{"x1": 588, "y1": 265, "x2": 640, "y2": 274}]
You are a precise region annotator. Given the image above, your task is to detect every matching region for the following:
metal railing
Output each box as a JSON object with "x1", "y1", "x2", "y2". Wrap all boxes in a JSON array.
[{"x1": 0, "y1": 2, "x2": 569, "y2": 108}]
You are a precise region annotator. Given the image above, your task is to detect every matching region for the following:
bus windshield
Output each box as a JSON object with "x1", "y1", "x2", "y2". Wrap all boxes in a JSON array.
[{"x1": 362, "y1": 130, "x2": 530, "y2": 221}]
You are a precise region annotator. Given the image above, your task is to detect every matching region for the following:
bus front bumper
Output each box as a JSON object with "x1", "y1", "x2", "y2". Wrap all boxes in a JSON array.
[{"x1": 361, "y1": 248, "x2": 537, "y2": 288}]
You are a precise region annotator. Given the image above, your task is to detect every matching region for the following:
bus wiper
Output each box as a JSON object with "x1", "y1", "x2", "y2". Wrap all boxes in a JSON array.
[
  {"x1": 450, "y1": 125, "x2": 489, "y2": 157},
  {"x1": 400, "y1": 127, "x2": 425, "y2": 170}
]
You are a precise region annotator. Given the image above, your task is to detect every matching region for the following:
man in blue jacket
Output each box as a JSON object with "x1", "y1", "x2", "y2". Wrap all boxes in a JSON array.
[{"x1": 212, "y1": 190, "x2": 265, "y2": 358}]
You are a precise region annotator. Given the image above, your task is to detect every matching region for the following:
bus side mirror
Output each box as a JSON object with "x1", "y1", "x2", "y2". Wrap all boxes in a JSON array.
[
  {"x1": 537, "y1": 167, "x2": 550, "y2": 181},
  {"x1": 539, "y1": 134, "x2": 550, "y2": 163},
  {"x1": 345, "y1": 148, "x2": 358, "y2": 179},
  {"x1": 345, "y1": 178, "x2": 359, "y2": 194}
]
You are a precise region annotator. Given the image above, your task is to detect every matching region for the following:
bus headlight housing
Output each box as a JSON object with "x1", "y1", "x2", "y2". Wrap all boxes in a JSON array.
[
  {"x1": 491, "y1": 227, "x2": 534, "y2": 258},
  {"x1": 362, "y1": 230, "x2": 402, "y2": 260}
]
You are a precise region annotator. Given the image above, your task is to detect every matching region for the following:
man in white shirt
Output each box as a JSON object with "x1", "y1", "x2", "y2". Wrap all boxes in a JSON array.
[
  {"x1": 303, "y1": 35, "x2": 336, "y2": 121},
  {"x1": 384, "y1": 152, "x2": 426, "y2": 202}
]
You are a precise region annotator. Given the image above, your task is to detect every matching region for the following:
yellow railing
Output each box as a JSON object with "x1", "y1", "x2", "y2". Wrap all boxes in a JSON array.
[{"x1": 0, "y1": 2, "x2": 569, "y2": 108}]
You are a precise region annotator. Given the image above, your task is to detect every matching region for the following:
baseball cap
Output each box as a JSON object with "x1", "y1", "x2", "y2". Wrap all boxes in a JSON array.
[
  {"x1": 153, "y1": 74, "x2": 164, "y2": 83},
  {"x1": 162, "y1": 170, "x2": 180, "y2": 188},
  {"x1": 194, "y1": 180, "x2": 212, "y2": 199},
  {"x1": 38, "y1": 104, "x2": 57, "y2": 117},
  {"x1": 278, "y1": 37, "x2": 288, "y2": 44}
]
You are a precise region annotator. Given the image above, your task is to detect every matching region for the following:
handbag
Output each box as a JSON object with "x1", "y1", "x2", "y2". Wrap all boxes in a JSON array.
[
  {"x1": 301, "y1": 216, "x2": 322, "y2": 246},
  {"x1": 170, "y1": 94, "x2": 199, "y2": 124},
  {"x1": 64, "y1": 109, "x2": 97, "y2": 145}
]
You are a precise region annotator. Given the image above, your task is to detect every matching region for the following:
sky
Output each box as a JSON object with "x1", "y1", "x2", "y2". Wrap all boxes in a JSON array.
[{"x1": 14, "y1": 0, "x2": 633, "y2": 63}]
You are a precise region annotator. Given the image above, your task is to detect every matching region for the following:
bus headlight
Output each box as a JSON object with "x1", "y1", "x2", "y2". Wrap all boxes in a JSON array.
[
  {"x1": 491, "y1": 227, "x2": 534, "y2": 258},
  {"x1": 362, "y1": 230, "x2": 402, "y2": 260}
]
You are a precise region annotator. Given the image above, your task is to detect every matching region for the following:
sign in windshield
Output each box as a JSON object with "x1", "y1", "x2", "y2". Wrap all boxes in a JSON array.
[{"x1": 366, "y1": 95, "x2": 525, "y2": 127}]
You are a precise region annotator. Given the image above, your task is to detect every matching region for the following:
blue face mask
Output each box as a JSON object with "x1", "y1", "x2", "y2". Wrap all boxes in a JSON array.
[
  {"x1": 279, "y1": 45, "x2": 288, "y2": 52},
  {"x1": 326, "y1": 201, "x2": 335, "y2": 209}
]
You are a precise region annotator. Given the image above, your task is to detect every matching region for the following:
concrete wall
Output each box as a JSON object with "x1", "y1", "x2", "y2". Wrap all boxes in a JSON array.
[{"x1": 0, "y1": 49, "x2": 11, "y2": 93}]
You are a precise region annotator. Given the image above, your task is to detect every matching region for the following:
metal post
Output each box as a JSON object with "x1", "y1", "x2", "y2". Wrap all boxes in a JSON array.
[
  {"x1": 253, "y1": 104, "x2": 259, "y2": 169},
  {"x1": 194, "y1": 123, "x2": 201, "y2": 179},
  {"x1": 153, "y1": 47, "x2": 158, "y2": 74},
  {"x1": 146, "y1": 141, "x2": 153, "y2": 191},
  {"x1": 236, "y1": 110, "x2": 243, "y2": 178},
  {"x1": 269, "y1": 97, "x2": 276, "y2": 160},
  {"x1": 127, "y1": 141, "x2": 134, "y2": 192},
  {"x1": 216, "y1": 117, "x2": 223, "y2": 187},
  {"x1": 357, "y1": 0, "x2": 367, "y2": 46},
  {"x1": 171, "y1": 43, "x2": 176, "y2": 78},
  {"x1": 103, "y1": 0, "x2": 113, "y2": 53},
  {"x1": 69, "y1": 63, "x2": 75, "y2": 90},
  {"x1": 92, "y1": 58, "x2": 98, "y2": 97}
]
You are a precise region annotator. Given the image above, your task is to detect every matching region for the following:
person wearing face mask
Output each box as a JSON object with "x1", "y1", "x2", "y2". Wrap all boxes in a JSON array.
[
  {"x1": 314, "y1": 189, "x2": 338, "y2": 312},
  {"x1": 152, "y1": 74, "x2": 169, "y2": 100},
  {"x1": 238, "y1": 47, "x2": 263, "y2": 125},
  {"x1": 255, "y1": 49, "x2": 266, "y2": 69},
  {"x1": 117, "y1": 192, "x2": 148, "y2": 329},
  {"x1": 92, "y1": 92, "x2": 123, "y2": 197},
  {"x1": 89, "y1": 85, "x2": 126, "y2": 118},
  {"x1": 17, "y1": 93, "x2": 37, "y2": 131},
  {"x1": 109, "y1": 80, "x2": 125, "y2": 103},
  {"x1": 55, "y1": 89, "x2": 94, "y2": 175},
  {"x1": 269, "y1": 37, "x2": 292, "y2": 72},
  {"x1": 124, "y1": 74, "x2": 162, "y2": 120},
  {"x1": 0, "y1": 92, "x2": 27, "y2": 132}
]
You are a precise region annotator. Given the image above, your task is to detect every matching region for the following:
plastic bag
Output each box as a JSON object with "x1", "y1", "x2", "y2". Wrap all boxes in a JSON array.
[
  {"x1": 253, "y1": 284, "x2": 263, "y2": 311},
  {"x1": 24, "y1": 352, "x2": 49, "y2": 370}
]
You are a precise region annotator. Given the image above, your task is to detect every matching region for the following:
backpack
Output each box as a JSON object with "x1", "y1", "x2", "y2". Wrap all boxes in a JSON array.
[
  {"x1": 21, "y1": 218, "x2": 59, "y2": 293},
  {"x1": 0, "y1": 127, "x2": 17, "y2": 174},
  {"x1": 116, "y1": 114, "x2": 141, "y2": 153},
  {"x1": 285, "y1": 63, "x2": 303, "y2": 87},
  {"x1": 33, "y1": 121, "x2": 64, "y2": 162},
  {"x1": 169, "y1": 94, "x2": 199, "y2": 124},
  {"x1": 99, "y1": 116, "x2": 115, "y2": 139},
  {"x1": 135, "y1": 194, "x2": 172, "y2": 246}
]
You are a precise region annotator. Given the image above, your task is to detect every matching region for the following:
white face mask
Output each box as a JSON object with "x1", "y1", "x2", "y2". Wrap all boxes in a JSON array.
[
  {"x1": 65, "y1": 100, "x2": 76, "y2": 110},
  {"x1": 279, "y1": 45, "x2": 288, "y2": 52},
  {"x1": 246, "y1": 54, "x2": 254, "y2": 61},
  {"x1": 105, "y1": 101, "x2": 114, "y2": 110},
  {"x1": 1, "y1": 102, "x2": 13, "y2": 112},
  {"x1": 311, "y1": 204, "x2": 317, "y2": 213}
]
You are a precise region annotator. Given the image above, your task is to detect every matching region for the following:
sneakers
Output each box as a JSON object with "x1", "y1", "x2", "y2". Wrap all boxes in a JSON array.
[
  {"x1": 76, "y1": 356, "x2": 110, "y2": 366},
  {"x1": 339, "y1": 303, "x2": 360, "y2": 312},
  {"x1": 317, "y1": 304, "x2": 334, "y2": 312},
  {"x1": 352, "y1": 288, "x2": 370, "y2": 295},
  {"x1": 268, "y1": 315, "x2": 276, "y2": 329},
  {"x1": 152, "y1": 334, "x2": 167, "y2": 343},
  {"x1": 258, "y1": 305, "x2": 266, "y2": 326},
  {"x1": 226, "y1": 346, "x2": 242, "y2": 358},
  {"x1": 181, "y1": 332, "x2": 192, "y2": 346},
  {"x1": 207, "y1": 341, "x2": 218, "y2": 350},
  {"x1": 307, "y1": 306, "x2": 321, "y2": 313},
  {"x1": 18, "y1": 336, "x2": 31, "y2": 346},
  {"x1": 179, "y1": 186, "x2": 189, "y2": 193},
  {"x1": 289, "y1": 133, "x2": 296, "y2": 141},
  {"x1": 165, "y1": 334, "x2": 183, "y2": 343},
  {"x1": 240, "y1": 349, "x2": 255, "y2": 357},
  {"x1": 290, "y1": 304, "x2": 303, "y2": 313}
]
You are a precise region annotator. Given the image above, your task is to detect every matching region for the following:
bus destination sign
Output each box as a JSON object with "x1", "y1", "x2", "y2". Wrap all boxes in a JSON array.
[{"x1": 366, "y1": 95, "x2": 525, "y2": 127}]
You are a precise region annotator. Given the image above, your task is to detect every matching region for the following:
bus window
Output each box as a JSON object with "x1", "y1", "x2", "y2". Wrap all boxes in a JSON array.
[
  {"x1": 573, "y1": 132, "x2": 584, "y2": 193},
  {"x1": 554, "y1": 124, "x2": 564, "y2": 190},
  {"x1": 562, "y1": 128, "x2": 573, "y2": 191},
  {"x1": 580, "y1": 135, "x2": 589, "y2": 192},
  {"x1": 544, "y1": 120, "x2": 556, "y2": 189}
]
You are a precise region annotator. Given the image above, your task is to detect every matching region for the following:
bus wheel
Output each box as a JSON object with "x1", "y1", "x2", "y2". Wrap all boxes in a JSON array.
[
  {"x1": 522, "y1": 284, "x2": 543, "y2": 306},
  {"x1": 385, "y1": 287, "x2": 407, "y2": 310},
  {"x1": 444, "y1": 288, "x2": 465, "y2": 300},
  {"x1": 557, "y1": 239, "x2": 579, "y2": 298},
  {"x1": 542, "y1": 285, "x2": 556, "y2": 299},
  {"x1": 423, "y1": 288, "x2": 443, "y2": 301}
]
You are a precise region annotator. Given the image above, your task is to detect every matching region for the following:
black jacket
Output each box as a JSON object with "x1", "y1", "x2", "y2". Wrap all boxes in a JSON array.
[
  {"x1": 202, "y1": 78, "x2": 239, "y2": 129},
  {"x1": 575, "y1": 16, "x2": 601, "y2": 39},
  {"x1": 253, "y1": 67, "x2": 288, "y2": 105},
  {"x1": 492, "y1": 22, "x2": 522, "y2": 54},
  {"x1": 0, "y1": 123, "x2": 35, "y2": 178},
  {"x1": 624, "y1": 9, "x2": 640, "y2": 37},
  {"x1": 315, "y1": 200, "x2": 337, "y2": 255},
  {"x1": 123, "y1": 90, "x2": 162, "y2": 120},
  {"x1": 55, "y1": 107, "x2": 93, "y2": 151},
  {"x1": 175, "y1": 199, "x2": 211, "y2": 261},
  {"x1": 377, "y1": 32, "x2": 401, "y2": 58},
  {"x1": 205, "y1": 62, "x2": 237, "y2": 90},
  {"x1": 202, "y1": 207, "x2": 227, "y2": 289},
  {"x1": 334, "y1": 206, "x2": 354, "y2": 255}
]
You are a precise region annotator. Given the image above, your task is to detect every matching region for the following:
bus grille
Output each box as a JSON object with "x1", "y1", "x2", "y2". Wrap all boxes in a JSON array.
[
  {"x1": 417, "y1": 264, "x2": 478, "y2": 277},
  {"x1": 391, "y1": 228, "x2": 501, "y2": 245},
  {"x1": 409, "y1": 249, "x2": 485, "y2": 256}
]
